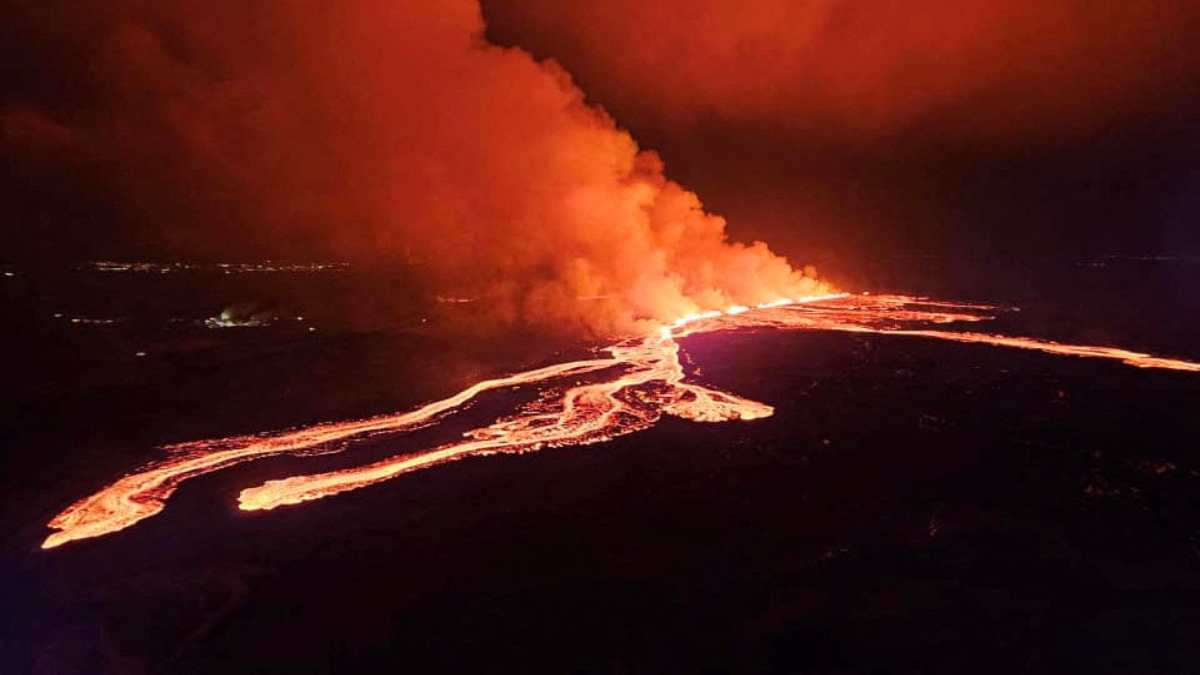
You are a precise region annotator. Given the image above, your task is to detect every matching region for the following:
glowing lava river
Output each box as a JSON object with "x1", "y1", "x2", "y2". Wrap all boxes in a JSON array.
[{"x1": 42, "y1": 293, "x2": 1200, "y2": 549}]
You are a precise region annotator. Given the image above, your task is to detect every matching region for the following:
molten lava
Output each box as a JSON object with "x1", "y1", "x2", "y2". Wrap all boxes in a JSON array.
[{"x1": 42, "y1": 293, "x2": 1200, "y2": 549}]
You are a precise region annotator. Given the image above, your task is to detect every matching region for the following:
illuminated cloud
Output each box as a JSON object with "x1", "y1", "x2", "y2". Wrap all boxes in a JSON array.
[{"x1": 3, "y1": 0, "x2": 826, "y2": 334}]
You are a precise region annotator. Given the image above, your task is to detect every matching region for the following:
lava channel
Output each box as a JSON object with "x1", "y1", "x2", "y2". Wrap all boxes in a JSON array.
[{"x1": 42, "y1": 293, "x2": 1200, "y2": 549}]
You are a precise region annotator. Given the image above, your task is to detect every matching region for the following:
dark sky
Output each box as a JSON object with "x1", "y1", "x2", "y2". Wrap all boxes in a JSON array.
[{"x1": 3, "y1": 0, "x2": 1199, "y2": 277}]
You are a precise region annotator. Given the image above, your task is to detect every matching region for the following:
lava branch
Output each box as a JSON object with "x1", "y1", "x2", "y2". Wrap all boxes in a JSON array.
[
  {"x1": 39, "y1": 357, "x2": 620, "y2": 550},
  {"x1": 237, "y1": 327, "x2": 774, "y2": 512},
  {"x1": 42, "y1": 293, "x2": 1200, "y2": 549}
]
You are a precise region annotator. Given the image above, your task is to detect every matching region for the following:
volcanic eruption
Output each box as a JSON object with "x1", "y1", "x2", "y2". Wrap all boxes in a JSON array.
[
  {"x1": 42, "y1": 293, "x2": 1200, "y2": 549},
  {"x1": 20, "y1": 1, "x2": 1200, "y2": 550},
  {"x1": 4, "y1": 0, "x2": 827, "y2": 334}
]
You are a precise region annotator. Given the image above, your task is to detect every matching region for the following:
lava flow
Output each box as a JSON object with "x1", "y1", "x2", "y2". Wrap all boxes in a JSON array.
[{"x1": 42, "y1": 293, "x2": 1200, "y2": 549}]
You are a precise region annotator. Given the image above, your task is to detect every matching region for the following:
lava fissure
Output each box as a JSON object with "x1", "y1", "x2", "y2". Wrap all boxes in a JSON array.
[{"x1": 42, "y1": 293, "x2": 1200, "y2": 549}]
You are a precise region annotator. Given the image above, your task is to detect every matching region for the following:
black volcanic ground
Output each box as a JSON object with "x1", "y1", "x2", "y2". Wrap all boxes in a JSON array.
[{"x1": 3, "y1": 259, "x2": 1200, "y2": 674}]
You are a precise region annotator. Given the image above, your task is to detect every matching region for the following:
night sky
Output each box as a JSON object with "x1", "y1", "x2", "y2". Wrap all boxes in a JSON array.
[{"x1": 3, "y1": 1, "x2": 1199, "y2": 270}]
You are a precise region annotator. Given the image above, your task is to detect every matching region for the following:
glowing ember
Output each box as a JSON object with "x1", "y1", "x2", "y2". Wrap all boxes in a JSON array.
[{"x1": 42, "y1": 293, "x2": 1200, "y2": 549}]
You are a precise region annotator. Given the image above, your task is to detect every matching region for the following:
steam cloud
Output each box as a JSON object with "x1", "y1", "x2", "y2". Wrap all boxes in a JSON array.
[{"x1": 2, "y1": 0, "x2": 824, "y2": 335}]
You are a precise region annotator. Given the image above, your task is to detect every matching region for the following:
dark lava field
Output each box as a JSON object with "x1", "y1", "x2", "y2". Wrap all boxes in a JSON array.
[{"x1": 3, "y1": 258, "x2": 1200, "y2": 674}]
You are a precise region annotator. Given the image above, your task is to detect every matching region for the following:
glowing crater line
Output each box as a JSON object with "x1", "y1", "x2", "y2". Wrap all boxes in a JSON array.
[{"x1": 42, "y1": 293, "x2": 1200, "y2": 549}]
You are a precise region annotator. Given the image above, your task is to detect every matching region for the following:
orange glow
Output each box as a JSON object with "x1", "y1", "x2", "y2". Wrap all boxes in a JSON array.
[
  {"x1": 42, "y1": 293, "x2": 1200, "y2": 548},
  {"x1": 40, "y1": 358, "x2": 619, "y2": 549}
]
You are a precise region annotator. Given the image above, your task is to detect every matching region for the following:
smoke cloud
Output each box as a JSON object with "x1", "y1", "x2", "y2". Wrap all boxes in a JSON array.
[
  {"x1": 2, "y1": 0, "x2": 824, "y2": 335},
  {"x1": 484, "y1": 1, "x2": 1200, "y2": 144},
  {"x1": 480, "y1": 1, "x2": 1200, "y2": 268}
]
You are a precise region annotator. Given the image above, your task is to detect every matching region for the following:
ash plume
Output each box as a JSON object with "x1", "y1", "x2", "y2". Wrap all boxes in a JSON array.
[{"x1": 2, "y1": 0, "x2": 825, "y2": 335}]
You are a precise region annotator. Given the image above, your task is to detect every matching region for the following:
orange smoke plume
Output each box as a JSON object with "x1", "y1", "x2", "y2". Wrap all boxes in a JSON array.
[
  {"x1": 485, "y1": 0, "x2": 1200, "y2": 142},
  {"x1": 4, "y1": 0, "x2": 826, "y2": 334}
]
